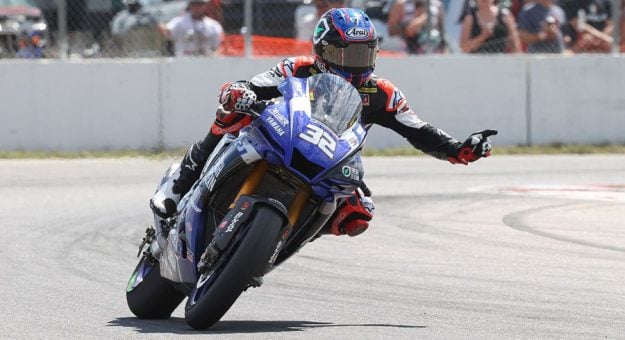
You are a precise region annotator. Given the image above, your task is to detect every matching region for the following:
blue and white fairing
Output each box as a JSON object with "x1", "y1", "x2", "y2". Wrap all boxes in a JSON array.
[
  {"x1": 244, "y1": 73, "x2": 367, "y2": 201},
  {"x1": 158, "y1": 74, "x2": 367, "y2": 284}
]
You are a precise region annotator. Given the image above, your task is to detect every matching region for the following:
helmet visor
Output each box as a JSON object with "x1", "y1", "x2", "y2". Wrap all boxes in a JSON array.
[{"x1": 321, "y1": 43, "x2": 377, "y2": 69}]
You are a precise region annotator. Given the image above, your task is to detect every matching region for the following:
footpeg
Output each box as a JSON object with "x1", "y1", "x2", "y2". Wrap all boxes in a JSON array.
[{"x1": 137, "y1": 226, "x2": 156, "y2": 258}]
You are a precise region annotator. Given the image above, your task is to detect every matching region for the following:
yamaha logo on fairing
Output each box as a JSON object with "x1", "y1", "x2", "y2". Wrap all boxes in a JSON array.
[{"x1": 345, "y1": 27, "x2": 369, "y2": 40}]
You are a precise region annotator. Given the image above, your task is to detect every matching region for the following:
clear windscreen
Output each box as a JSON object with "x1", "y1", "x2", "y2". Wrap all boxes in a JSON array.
[{"x1": 307, "y1": 74, "x2": 362, "y2": 135}]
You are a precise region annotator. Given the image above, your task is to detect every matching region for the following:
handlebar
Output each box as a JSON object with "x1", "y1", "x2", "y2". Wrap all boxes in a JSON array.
[
  {"x1": 232, "y1": 100, "x2": 271, "y2": 118},
  {"x1": 360, "y1": 182, "x2": 372, "y2": 197}
]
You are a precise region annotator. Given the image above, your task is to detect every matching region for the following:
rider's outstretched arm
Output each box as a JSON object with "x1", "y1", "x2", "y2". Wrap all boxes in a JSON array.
[{"x1": 366, "y1": 79, "x2": 495, "y2": 164}]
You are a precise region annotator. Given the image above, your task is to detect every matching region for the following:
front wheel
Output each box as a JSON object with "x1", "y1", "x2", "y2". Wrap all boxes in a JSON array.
[
  {"x1": 126, "y1": 256, "x2": 185, "y2": 319},
  {"x1": 184, "y1": 206, "x2": 284, "y2": 330}
]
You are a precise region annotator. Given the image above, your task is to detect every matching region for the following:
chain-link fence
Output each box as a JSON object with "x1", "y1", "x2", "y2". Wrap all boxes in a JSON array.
[{"x1": 1, "y1": 0, "x2": 623, "y2": 59}]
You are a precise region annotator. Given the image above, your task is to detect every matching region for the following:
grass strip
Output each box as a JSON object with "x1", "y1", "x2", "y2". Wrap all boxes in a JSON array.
[{"x1": 1, "y1": 144, "x2": 624, "y2": 159}]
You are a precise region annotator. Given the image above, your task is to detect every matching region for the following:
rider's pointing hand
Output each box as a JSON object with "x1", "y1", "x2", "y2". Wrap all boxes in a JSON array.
[{"x1": 448, "y1": 129, "x2": 498, "y2": 165}]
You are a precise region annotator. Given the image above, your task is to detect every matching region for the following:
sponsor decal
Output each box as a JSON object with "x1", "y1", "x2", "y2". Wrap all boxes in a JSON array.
[
  {"x1": 268, "y1": 108, "x2": 289, "y2": 126},
  {"x1": 205, "y1": 158, "x2": 225, "y2": 191},
  {"x1": 271, "y1": 65, "x2": 283, "y2": 77},
  {"x1": 358, "y1": 87, "x2": 377, "y2": 94},
  {"x1": 342, "y1": 166, "x2": 351, "y2": 177},
  {"x1": 268, "y1": 239, "x2": 284, "y2": 264},
  {"x1": 342, "y1": 165, "x2": 360, "y2": 180},
  {"x1": 212, "y1": 121, "x2": 247, "y2": 135},
  {"x1": 183, "y1": 147, "x2": 199, "y2": 171},
  {"x1": 345, "y1": 27, "x2": 370, "y2": 40},
  {"x1": 360, "y1": 94, "x2": 370, "y2": 106},
  {"x1": 282, "y1": 59, "x2": 295, "y2": 77},
  {"x1": 266, "y1": 117, "x2": 286, "y2": 136},
  {"x1": 241, "y1": 201, "x2": 250, "y2": 210},
  {"x1": 347, "y1": 135, "x2": 359, "y2": 148},
  {"x1": 236, "y1": 140, "x2": 262, "y2": 164},
  {"x1": 392, "y1": 89, "x2": 405, "y2": 107},
  {"x1": 353, "y1": 123, "x2": 366, "y2": 138},
  {"x1": 388, "y1": 89, "x2": 405, "y2": 110},
  {"x1": 225, "y1": 212, "x2": 244, "y2": 233}
]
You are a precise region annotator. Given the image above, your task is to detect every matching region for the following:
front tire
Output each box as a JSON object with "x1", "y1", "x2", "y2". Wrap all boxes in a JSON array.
[
  {"x1": 184, "y1": 206, "x2": 284, "y2": 330},
  {"x1": 126, "y1": 256, "x2": 186, "y2": 319}
]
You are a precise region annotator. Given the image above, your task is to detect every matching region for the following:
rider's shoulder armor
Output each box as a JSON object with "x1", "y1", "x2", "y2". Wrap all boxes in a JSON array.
[
  {"x1": 279, "y1": 56, "x2": 318, "y2": 78},
  {"x1": 359, "y1": 75, "x2": 408, "y2": 115},
  {"x1": 373, "y1": 76, "x2": 408, "y2": 113},
  {"x1": 251, "y1": 56, "x2": 318, "y2": 88}
]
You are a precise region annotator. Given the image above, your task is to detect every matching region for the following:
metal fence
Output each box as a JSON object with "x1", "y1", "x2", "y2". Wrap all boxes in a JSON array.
[{"x1": 1, "y1": 0, "x2": 623, "y2": 59}]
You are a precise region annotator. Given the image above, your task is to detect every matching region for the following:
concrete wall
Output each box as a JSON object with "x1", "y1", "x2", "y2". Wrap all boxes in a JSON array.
[
  {"x1": 0, "y1": 60, "x2": 161, "y2": 151},
  {"x1": 530, "y1": 56, "x2": 625, "y2": 145},
  {"x1": 0, "y1": 55, "x2": 623, "y2": 151}
]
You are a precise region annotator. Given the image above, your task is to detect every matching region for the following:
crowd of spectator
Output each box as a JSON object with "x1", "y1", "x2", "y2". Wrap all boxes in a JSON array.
[
  {"x1": 386, "y1": 0, "x2": 622, "y2": 54},
  {"x1": 6, "y1": 0, "x2": 625, "y2": 59}
]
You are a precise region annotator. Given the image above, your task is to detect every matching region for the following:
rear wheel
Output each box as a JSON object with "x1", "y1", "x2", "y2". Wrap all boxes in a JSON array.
[
  {"x1": 126, "y1": 256, "x2": 185, "y2": 319},
  {"x1": 184, "y1": 206, "x2": 284, "y2": 330}
]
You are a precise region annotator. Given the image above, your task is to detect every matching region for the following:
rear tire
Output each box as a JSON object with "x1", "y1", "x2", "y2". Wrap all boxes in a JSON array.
[
  {"x1": 184, "y1": 206, "x2": 284, "y2": 330},
  {"x1": 126, "y1": 257, "x2": 186, "y2": 319}
]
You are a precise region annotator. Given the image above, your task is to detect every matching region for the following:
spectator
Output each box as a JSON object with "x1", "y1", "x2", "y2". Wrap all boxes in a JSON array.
[
  {"x1": 157, "y1": 0, "x2": 223, "y2": 57},
  {"x1": 621, "y1": 1, "x2": 625, "y2": 52},
  {"x1": 517, "y1": 0, "x2": 565, "y2": 53},
  {"x1": 388, "y1": 0, "x2": 447, "y2": 54},
  {"x1": 15, "y1": 31, "x2": 45, "y2": 59},
  {"x1": 560, "y1": 0, "x2": 613, "y2": 53},
  {"x1": 509, "y1": 0, "x2": 527, "y2": 20},
  {"x1": 460, "y1": 0, "x2": 521, "y2": 53},
  {"x1": 205, "y1": 0, "x2": 223, "y2": 24},
  {"x1": 294, "y1": 0, "x2": 345, "y2": 41}
]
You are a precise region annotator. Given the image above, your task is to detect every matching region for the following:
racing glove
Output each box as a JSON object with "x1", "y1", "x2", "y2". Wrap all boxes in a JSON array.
[
  {"x1": 448, "y1": 129, "x2": 498, "y2": 165},
  {"x1": 217, "y1": 82, "x2": 257, "y2": 114}
]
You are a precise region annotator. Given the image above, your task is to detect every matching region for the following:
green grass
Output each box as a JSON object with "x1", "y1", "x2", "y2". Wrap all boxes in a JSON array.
[
  {"x1": 362, "y1": 144, "x2": 625, "y2": 156},
  {"x1": 1, "y1": 144, "x2": 624, "y2": 159},
  {"x1": 0, "y1": 149, "x2": 187, "y2": 159}
]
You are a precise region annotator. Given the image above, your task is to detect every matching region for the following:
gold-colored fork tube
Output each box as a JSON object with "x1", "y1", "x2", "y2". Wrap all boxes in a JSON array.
[
  {"x1": 229, "y1": 160, "x2": 269, "y2": 209},
  {"x1": 287, "y1": 186, "x2": 311, "y2": 226}
]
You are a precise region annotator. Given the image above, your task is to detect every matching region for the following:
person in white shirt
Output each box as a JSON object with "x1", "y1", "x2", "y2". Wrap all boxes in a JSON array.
[
  {"x1": 158, "y1": 0, "x2": 223, "y2": 57},
  {"x1": 294, "y1": 0, "x2": 345, "y2": 41}
]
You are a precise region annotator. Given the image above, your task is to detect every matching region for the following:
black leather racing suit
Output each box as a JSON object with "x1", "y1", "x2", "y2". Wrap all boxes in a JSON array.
[{"x1": 172, "y1": 56, "x2": 463, "y2": 196}]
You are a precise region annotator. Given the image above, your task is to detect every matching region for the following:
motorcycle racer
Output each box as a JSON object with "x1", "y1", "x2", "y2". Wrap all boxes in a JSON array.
[{"x1": 151, "y1": 8, "x2": 496, "y2": 237}]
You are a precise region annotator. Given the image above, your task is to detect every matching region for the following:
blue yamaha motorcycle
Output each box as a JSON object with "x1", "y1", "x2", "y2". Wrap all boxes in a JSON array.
[{"x1": 126, "y1": 73, "x2": 367, "y2": 330}]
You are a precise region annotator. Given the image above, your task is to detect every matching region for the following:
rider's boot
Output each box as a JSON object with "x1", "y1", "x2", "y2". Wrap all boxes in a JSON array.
[
  {"x1": 150, "y1": 109, "x2": 253, "y2": 218},
  {"x1": 150, "y1": 131, "x2": 222, "y2": 218},
  {"x1": 318, "y1": 190, "x2": 375, "y2": 237}
]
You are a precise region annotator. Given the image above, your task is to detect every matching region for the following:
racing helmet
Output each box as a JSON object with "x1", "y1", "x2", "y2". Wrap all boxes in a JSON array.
[{"x1": 313, "y1": 8, "x2": 378, "y2": 88}]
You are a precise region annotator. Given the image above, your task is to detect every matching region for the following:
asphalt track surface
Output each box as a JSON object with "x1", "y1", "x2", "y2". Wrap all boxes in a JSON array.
[{"x1": 1, "y1": 155, "x2": 624, "y2": 339}]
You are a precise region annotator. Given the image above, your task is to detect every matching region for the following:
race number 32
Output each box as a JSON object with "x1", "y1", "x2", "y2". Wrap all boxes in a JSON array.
[{"x1": 299, "y1": 124, "x2": 336, "y2": 159}]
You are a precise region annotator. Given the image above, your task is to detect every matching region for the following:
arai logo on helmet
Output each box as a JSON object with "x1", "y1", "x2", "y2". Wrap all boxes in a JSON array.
[{"x1": 345, "y1": 27, "x2": 370, "y2": 40}]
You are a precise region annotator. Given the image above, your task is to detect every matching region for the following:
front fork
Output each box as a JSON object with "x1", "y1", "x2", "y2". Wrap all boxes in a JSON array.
[{"x1": 230, "y1": 160, "x2": 311, "y2": 227}]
